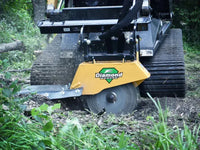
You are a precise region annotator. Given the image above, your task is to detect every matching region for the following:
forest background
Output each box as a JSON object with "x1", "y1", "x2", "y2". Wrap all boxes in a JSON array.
[{"x1": 0, "y1": 0, "x2": 200, "y2": 149}]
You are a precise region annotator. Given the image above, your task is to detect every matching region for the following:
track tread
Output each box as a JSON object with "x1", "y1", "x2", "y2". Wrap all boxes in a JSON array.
[
  {"x1": 139, "y1": 29, "x2": 186, "y2": 97},
  {"x1": 30, "y1": 34, "x2": 80, "y2": 85}
]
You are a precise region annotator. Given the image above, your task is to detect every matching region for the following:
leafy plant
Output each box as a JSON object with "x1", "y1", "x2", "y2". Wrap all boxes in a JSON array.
[{"x1": 30, "y1": 103, "x2": 61, "y2": 149}]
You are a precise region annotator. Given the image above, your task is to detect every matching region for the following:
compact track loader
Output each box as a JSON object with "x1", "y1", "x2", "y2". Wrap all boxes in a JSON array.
[{"x1": 21, "y1": 0, "x2": 186, "y2": 115}]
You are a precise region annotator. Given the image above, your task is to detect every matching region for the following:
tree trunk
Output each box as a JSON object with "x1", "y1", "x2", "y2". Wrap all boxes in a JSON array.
[{"x1": 32, "y1": 0, "x2": 46, "y2": 24}]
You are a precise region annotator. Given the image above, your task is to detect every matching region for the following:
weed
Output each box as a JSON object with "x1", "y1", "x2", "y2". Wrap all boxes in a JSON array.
[{"x1": 139, "y1": 93, "x2": 200, "y2": 150}]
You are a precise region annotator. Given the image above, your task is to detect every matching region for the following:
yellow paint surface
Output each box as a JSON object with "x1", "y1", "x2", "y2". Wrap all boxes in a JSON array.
[
  {"x1": 47, "y1": 0, "x2": 58, "y2": 8},
  {"x1": 70, "y1": 60, "x2": 150, "y2": 95}
]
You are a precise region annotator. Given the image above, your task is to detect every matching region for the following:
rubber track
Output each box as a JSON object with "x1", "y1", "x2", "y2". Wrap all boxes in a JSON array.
[
  {"x1": 139, "y1": 29, "x2": 186, "y2": 97},
  {"x1": 30, "y1": 35, "x2": 79, "y2": 85}
]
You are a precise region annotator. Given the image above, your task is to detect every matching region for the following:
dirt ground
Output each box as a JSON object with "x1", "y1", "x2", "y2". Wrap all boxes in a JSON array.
[{"x1": 24, "y1": 85, "x2": 200, "y2": 137}]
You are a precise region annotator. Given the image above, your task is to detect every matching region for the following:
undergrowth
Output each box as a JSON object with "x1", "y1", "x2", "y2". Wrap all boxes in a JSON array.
[
  {"x1": 1, "y1": 49, "x2": 199, "y2": 149},
  {"x1": 0, "y1": 0, "x2": 46, "y2": 72},
  {"x1": 139, "y1": 93, "x2": 200, "y2": 150},
  {"x1": 184, "y1": 45, "x2": 200, "y2": 98},
  {"x1": 1, "y1": 78, "x2": 199, "y2": 150}
]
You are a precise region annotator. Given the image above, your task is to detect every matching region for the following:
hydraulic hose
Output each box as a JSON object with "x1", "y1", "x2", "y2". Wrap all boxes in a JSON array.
[{"x1": 99, "y1": 0, "x2": 143, "y2": 39}]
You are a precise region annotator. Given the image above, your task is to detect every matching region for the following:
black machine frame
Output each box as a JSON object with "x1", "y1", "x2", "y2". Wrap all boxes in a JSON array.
[{"x1": 38, "y1": 0, "x2": 173, "y2": 60}]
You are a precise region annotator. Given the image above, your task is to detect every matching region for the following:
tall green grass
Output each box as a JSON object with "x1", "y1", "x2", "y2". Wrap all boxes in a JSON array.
[
  {"x1": 139, "y1": 93, "x2": 200, "y2": 150},
  {"x1": 1, "y1": 90, "x2": 199, "y2": 149}
]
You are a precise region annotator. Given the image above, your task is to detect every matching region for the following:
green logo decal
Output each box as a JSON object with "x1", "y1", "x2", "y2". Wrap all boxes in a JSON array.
[{"x1": 95, "y1": 68, "x2": 123, "y2": 83}]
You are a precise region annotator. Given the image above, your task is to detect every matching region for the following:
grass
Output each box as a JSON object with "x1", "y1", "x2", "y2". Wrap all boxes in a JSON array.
[
  {"x1": 184, "y1": 45, "x2": 200, "y2": 98},
  {"x1": 139, "y1": 93, "x2": 200, "y2": 150},
  {"x1": 0, "y1": 1, "x2": 46, "y2": 82},
  {"x1": 1, "y1": 91, "x2": 199, "y2": 150}
]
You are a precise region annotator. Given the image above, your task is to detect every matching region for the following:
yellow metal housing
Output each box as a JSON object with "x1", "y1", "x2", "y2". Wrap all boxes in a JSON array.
[
  {"x1": 70, "y1": 60, "x2": 150, "y2": 95},
  {"x1": 47, "y1": 0, "x2": 58, "y2": 9}
]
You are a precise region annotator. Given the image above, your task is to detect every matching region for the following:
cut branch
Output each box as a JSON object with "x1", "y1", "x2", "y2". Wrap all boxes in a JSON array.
[
  {"x1": 8, "y1": 68, "x2": 31, "y2": 73},
  {"x1": 0, "y1": 40, "x2": 25, "y2": 53},
  {"x1": 0, "y1": 76, "x2": 30, "y2": 84}
]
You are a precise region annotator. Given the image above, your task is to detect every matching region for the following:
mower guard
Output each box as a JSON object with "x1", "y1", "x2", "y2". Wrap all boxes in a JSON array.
[{"x1": 19, "y1": 85, "x2": 83, "y2": 99}]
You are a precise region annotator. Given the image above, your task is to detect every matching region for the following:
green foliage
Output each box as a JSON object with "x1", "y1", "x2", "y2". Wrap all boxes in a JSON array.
[
  {"x1": 0, "y1": 0, "x2": 35, "y2": 43},
  {"x1": 173, "y1": 1, "x2": 200, "y2": 48},
  {"x1": 0, "y1": 0, "x2": 46, "y2": 71},
  {"x1": 58, "y1": 120, "x2": 138, "y2": 150},
  {"x1": 139, "y1": 93, "x2": 200, "y2": 150},
  {"x1": 0, "y1": 58, "x2": 21, "y2": 97},
  {"x1": 1, "y1": 75, "x2": 199, "y2": 150},
  {"x1": 0, "y1": 100, "x2": 61, "y2": 150},
  {"x1": 0, "y1": 57, "x2": 36, "y2": 149}
]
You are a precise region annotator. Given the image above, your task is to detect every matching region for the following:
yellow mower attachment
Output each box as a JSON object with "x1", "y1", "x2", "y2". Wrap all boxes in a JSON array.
[
  {"x1": 71, "y1": 60, "x2": 150, "y2": 95},
  {"x1": 69, "y1": 58, "x2": 150, "y2": 115}
]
